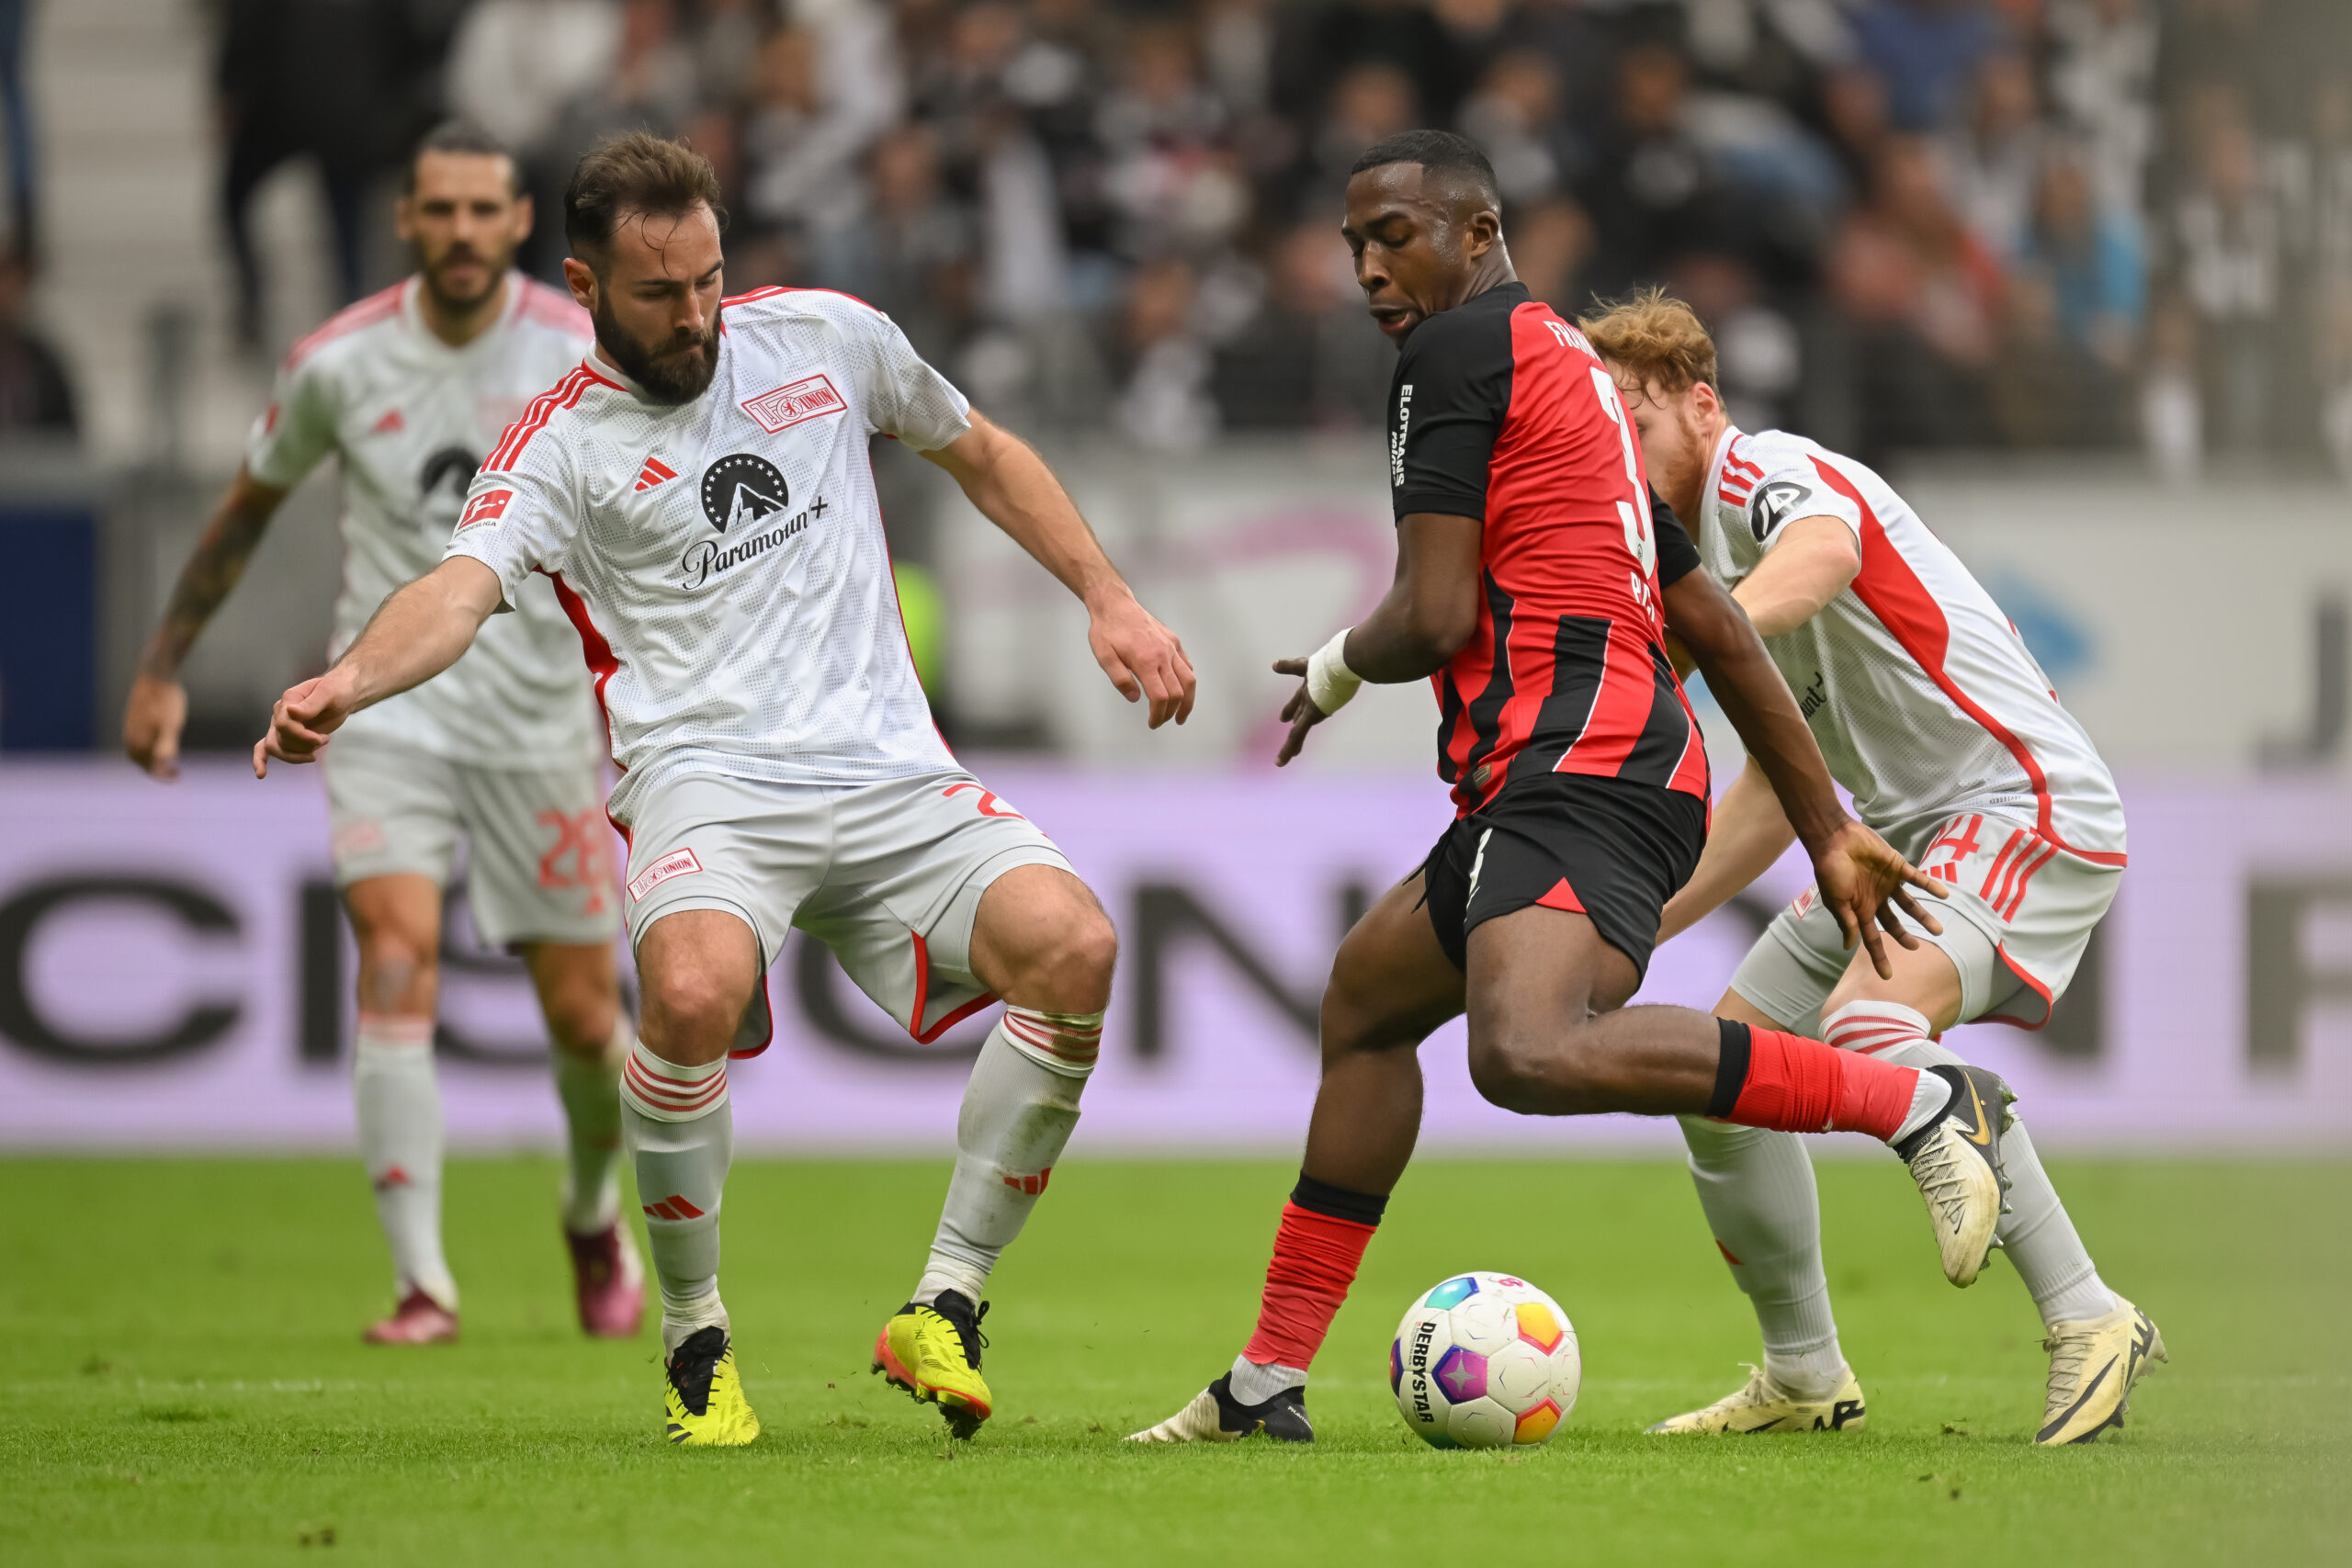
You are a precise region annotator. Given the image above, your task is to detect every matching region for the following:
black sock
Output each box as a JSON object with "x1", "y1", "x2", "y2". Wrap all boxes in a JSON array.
[
  {"x1": 1707, "y1": 1019, "x2": 1752, "y2": 1119},
  {"x1": 1290, "y1": 1172, "x2": 1388, "y2": 1227}
]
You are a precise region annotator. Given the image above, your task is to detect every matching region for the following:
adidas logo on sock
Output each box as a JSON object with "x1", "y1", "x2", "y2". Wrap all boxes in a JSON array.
[
  {"x1": 642, "y1": 1194, "x2": 707, "y2": 1221},
  {"x1": 1001, "y1": 1167, "x2": 1052, "y2": 1197}
]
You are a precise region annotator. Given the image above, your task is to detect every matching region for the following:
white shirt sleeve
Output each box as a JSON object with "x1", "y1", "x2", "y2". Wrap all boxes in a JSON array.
[
  {"x1": 1745, "y1": 446, "x2": 1863, "y2": 554},
  {"x1": 861, "y1": 310, "x2": 972, "y2": 452},
  {"x1": 245, "y1": 355, "x2": 339, "y2": 491},
  {"x1": 444, "y1": 446, "x2": 577, "y2": 612}
]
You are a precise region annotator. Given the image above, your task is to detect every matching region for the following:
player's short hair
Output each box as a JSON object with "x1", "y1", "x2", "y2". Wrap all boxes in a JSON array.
[
  {"x1": 405, "y1": 120, "x2": 521, "y2": 196},
  {"x1": 564, "y1": 131, "x2": 728, "y2": 270},
  {"x1": 1580, "y1": 287, "x2": 1720, "y2": 394},
  {"x1": 1349, "y1": 130, "x2": 1501, "y2": 211}
]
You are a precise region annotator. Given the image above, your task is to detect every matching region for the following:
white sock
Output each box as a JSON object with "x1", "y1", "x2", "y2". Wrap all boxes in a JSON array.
[
  {"x1": 1831, "y1": 1001, "x2": 2120, "y2": 1328},
  {"x1": 554, "y1": 1019, "x2": 628, "y2": 1234},
  {"x1": 619, "y1": 1039, "x2": 733, "y2": 1353},
  {"x1": 1228, "y1": 1355, "x2": 1308, "y2": 1405},
  {"x1": 1822, "y1": 1002, "x2": 1956, "y2": 1145},
  {"x1": 911, "y1": 1007, "x2": 1096, "y2": 1305},
  {"x1": 1679, "y1": 1114, "x2": 1846, "y2": 1399},
  {"x1": 354, "y1": 1014, "x2": 457, "y2": 1310}
]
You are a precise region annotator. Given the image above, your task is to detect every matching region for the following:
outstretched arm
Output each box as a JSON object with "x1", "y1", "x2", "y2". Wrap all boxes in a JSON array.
[
  {"x1": 1270, "y1": 510, "x2": 1482, "y2": 765},
  {"x1": 124, "y1": 466, "x2": 290, "y2": 778},
  {"x1": 253, "y1": 557, "x2": 503, "y2": 775},
  {"x1": 1663, "y1": 566, "x2": 1942, "y2": 976},
  {"x1": 922, "y1": 411, "x2": 1195, "y2": 728}
]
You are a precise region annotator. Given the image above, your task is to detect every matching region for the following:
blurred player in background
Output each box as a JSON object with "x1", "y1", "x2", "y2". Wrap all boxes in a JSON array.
[
  {"x1": 123, "y1": 124, "x2": 643, "y2": 1348},
  {"x1": 255, "y1": 132, "x2": 1195, "y2": 1447},
  {"x1": 1586, "y1": 290, "x2": 2163, "y2": 1447},
  {"x1": 1136, "y1": 133, "x2": 1997, "y2": 1448}
]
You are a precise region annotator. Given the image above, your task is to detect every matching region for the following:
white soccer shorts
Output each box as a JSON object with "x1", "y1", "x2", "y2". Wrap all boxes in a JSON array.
[
  {"x1": 1731, "y1": 812, "x2": 2121, "y2": 1034},
  {"x1": 322, "y1": 734, "x2": 620, "y2": 948},
  {"x1": 614, "y1": 767, "x2": 1073, "y2": 1054}
]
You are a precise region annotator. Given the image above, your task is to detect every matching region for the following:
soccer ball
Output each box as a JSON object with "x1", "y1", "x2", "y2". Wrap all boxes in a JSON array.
[{"x1": 1391, "y1": 1271, "x2": 1580, "y2": 1449}]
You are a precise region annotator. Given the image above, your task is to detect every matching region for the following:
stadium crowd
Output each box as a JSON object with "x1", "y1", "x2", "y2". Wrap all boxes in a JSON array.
[{"x1": 49, "y1": 1, "x2": 2338, "y2": 472}]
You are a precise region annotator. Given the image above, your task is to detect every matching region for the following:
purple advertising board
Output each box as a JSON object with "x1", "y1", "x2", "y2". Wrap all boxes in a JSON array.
[{"x1": 0, "y1": 761, "x2": 2346, "y2": 1151}]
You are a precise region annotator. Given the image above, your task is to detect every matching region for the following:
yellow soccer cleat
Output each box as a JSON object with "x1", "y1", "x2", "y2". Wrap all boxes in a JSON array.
[
  {"x1": 662, "y1": 1325, "x2": 761, "y2": 1447},
  {"x1": 2038, "y1": 1297, "x2": 2165, "y2": 1446},
  {"x1": 1895, "y1": 1064, "x2": 2016, "y2": 1288},
  {"x1": 1646, "y1": 1364, "x2": 1868, "y2": 1435},
  {"x1": 873, "y1": 1291, "x2": 993, "y2": 1439}
]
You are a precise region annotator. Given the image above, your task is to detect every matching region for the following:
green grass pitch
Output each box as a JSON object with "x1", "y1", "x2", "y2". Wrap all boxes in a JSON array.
[{"x1": 2, "y1": 1156, "x2": 2343, "y2": 1565}]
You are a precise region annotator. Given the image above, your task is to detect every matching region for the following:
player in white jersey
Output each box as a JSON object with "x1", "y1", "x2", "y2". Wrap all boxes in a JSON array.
[
  {"x1": 255, "y1": 132, "x2": 1197, "y2": 1447},
  {"x1": 124, "y1": 126, "x2": 645, "y2": 1348},
  {"x1": 1584, "y1": 292, "x2": 2163, "y2": 1447}
]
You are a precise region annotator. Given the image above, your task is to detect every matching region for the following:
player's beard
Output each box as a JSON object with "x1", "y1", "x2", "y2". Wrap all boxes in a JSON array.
[
  {"x1": 418, "y1": 240, "x2": 513, "y2": 317},
  {"x1": 594, "y1": 294, "x2": 722, "y2": 405}
]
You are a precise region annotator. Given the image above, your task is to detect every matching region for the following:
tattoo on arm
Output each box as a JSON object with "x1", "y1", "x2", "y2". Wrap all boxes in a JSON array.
[{"x1": 141, "y1": 482, "x2": 280, "y2": 679}]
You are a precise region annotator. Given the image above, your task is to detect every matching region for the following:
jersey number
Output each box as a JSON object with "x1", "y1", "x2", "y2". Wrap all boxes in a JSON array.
[{"x1": 1588, "y1": 367, "x2": 1657, "y2": 599}]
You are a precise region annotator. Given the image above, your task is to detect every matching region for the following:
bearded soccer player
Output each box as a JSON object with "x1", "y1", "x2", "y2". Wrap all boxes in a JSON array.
[
  {"x1": 125, "y1": 124, "x2": 642, "y2": 1347},
  {"x1": 256, "y1": 132, "x2": 1195, "y2": 1447},
  {"x1": 1133, "y1": 131, "x2": 2002, "y2": 1446},
  {"x1": 1582, "y1": 291, "x2": 2161, "y2": 1447}
]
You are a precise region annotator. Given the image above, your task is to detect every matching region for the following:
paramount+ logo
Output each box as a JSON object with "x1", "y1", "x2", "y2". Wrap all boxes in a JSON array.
[{"x1": 681, "y1": 452, "x2": 829, "y2": 590}]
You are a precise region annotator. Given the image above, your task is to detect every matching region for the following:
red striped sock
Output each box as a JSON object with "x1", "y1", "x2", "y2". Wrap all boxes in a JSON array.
[
  {"x1": 1240, "y1": 1177, "x2": 1386, "y2": 1371},
  {"x1": 1710, "y1": 1021, "x2": 1917, "y2": 1142}
]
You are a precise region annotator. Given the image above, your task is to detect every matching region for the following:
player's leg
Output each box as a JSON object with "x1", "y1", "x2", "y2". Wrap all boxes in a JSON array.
[
  {"x1": 1812, "y1": 847, "x2": 2161, "y2": 1445},
  {"x1": 610, "y1": 775, "x2": 813, "y2": 1447},
  {"x1": 325, "y1": 739, "x2": 466, "y2": 1344},
  {"x1": 458, "y1": 760, "x2": 641, "y2": 1337},
  {"x1": 627, "y1": 908, "x2": 763, "y2": 1445},
  {"x1": 344, "y1": 873, "x2": 458, "y2": 1343},
  {"x1": 1130, "y1": 868, "x2": 1466, "y2": 1443}
]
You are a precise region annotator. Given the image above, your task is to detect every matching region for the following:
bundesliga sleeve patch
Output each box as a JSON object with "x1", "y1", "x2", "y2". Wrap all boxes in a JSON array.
[
  {"x1": 741, "y1": 375, "x2": 846, "y2": 434},
  {"x1": 458, "y1": 488, "x2": 514, "y2": 529}
]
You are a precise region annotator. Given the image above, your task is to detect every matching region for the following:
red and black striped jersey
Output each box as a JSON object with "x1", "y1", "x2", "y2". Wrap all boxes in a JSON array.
[{"x1": 1388, "y1": 282, "x2": 1709, "y2": 818}]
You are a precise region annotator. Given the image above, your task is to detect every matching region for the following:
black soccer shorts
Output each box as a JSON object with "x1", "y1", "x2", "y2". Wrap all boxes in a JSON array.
[{"x1": 1417, "y1": 771, "x2": 1709, "y2": 981}]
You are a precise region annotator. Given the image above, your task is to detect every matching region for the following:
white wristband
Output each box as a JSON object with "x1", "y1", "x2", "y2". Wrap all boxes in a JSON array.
[{"x1": 1305, "y1": 628, "x2": 1363, "y2": 716}]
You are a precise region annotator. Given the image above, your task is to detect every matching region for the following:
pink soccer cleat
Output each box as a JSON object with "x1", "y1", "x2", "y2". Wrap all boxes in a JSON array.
[
  {"x1": 364, "y1": 1288, "x2": 458, "y2": 1345},
  {"x1": 566, "y1": 1221, "x2": 647, "y2": 1339}
]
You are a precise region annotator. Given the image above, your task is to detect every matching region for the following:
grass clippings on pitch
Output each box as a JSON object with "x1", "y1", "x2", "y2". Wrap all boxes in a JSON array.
[{"x1": 1, "y1": 1156, "x2": 2342, "y2": 1566}]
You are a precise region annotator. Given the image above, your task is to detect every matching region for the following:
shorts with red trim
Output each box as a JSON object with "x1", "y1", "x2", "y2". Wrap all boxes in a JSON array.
[
  {"x1": 1732, "y1": 811, "x2": 2121, "y2": 1033},
  {"x1": 613, "y1": 767, "x2": 1071, "y2": 1057},
  {"x1": 1418, "y1": 771, "x2": 1707, "y2": 980}
]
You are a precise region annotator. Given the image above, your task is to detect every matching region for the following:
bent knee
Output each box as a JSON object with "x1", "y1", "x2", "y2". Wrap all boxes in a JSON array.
[
  {"x1": 1023, "y1": 908, "x2": 1117, "y2": 1010},
  {"x1": 641, "y1": 973, "x2": 749, "y2": 1056},
  {"x1": 1464, "y1": 1026, "x2": 1605, "y2": 1116}
]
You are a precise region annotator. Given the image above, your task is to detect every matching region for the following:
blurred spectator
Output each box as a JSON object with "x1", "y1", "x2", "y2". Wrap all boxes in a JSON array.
[
  {"x1": 2319, "y1": 278, "x2": 2352, "y2": 480},
  {"x1": 1577, "y1": 44, "x2": 1715, "y2": 299},
  {"x1": 1509, "y1": 197, "x2": 1593, "y2": 316},
  {"x1": 2165, "y1": 111, "x2": 2280, "y2": 449},
  {"x1": 1940, "y1": 51, "x2": 2044, "y2": 261},
  {"x1": 0, "y1": 251, "x2": 74, "y2": 435},
  {"x1": 1095, "y1": 21, "x2": 1245, "y2": 258},
  {"x1": 1114, "y1": 255, "x2": 1216, "y2": 449},
  {"x1": 2047, "y1": 0, "x2": 2158, "y2": 219},
  {"x1": 1989, "y1": 265, "x2": 2126, "y2": 446},
  {"x1": 2140, "y1": 288, "x2": 2202, "y2": 478},
  {"x1": 1211, "y1": 220, "x2": 1387, "y2": 430},
  {"x1": 812, "y1": 122, "x2": 975, "y2": 357},
  {"x1": 1852, "y1": 0, "x2": 2007, "y2": 133},
  {"x1": 2, "y1": 0, "x2": 34, "y2": 261},
  {"x1": 1820, "y1": 62, "x2": 1894, "y2": 195},
  {"x1": 2022, "y1": 152, "x2": 2143, "y2": 367},
  {"x1": 218, "y1": 0, "x2": 452, "y2": 344},
  {"x1": 1458, "y1": 51, "x2": 1583, "y2": 209},
  {"x1": 1671, "y1": 249, "x2": 1804, "y2": 431},
  {"x1": 1295, "y1": 61, "x2": 1420, "y2": 221}
]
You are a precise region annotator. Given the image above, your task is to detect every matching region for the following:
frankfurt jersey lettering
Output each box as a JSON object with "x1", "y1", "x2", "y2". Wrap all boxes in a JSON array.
[
  {"x1": 1386, "y1": 282, "x2": 1708, "y2": 817},
  {"x1": 244, "y1": 274, "x2": 603, "y2": 766},
  {"x1": 447, "y1": 288, "x2": 971, "y2": 823},
  {"x1": 1699, "y1": 426, "x2": 2125, "y2": 863}
]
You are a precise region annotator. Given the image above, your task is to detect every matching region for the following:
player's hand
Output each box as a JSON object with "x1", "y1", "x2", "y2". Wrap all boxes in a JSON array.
[
  {"x1": 1271, "y1": 657, "x2": 1330, "y2": 766},
  {"x1": 1809, "y1": 819, "x2": 1948, "y2": 980},
  {"x1": 1086, "y1": 590, "x2": 1195, "y2": 729},
  {"x1": 122, "y1": 671, "x2": 189, "y2": 780},
  {"x1": 253, "y1": 672, "x2": 354, "y2": 777}
]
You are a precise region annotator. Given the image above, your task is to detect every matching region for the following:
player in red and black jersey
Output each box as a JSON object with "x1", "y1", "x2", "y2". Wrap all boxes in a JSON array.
[{"x1": 1132, "y1": 133, "x2": 2007, "y2": 1447}]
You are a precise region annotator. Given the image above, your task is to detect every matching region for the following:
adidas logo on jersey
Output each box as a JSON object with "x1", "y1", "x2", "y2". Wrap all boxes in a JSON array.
[
  {"x1": 371, "y1": 408, "x2": 404, "y2": 434},
  {"x1": 635, "y1": 456, "x2": 678, "y2": 492}
]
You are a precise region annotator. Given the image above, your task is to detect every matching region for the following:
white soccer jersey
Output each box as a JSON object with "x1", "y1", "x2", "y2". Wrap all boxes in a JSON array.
[
  {"x1": 444, "y1": 287, "x2": 969, "y2": 823},
  {"x1": 247, "y1": 274, "x2": 604, "y2": 766},
  {"x1": 1699, "y1": 426, "x2": 2126, "y2": 864}
]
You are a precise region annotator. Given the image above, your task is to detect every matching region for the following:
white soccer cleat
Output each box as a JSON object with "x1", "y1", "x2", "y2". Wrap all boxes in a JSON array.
[
  {"x1": 1895, "y1": 1064, "x2": 2014, "y2": 1288},
  {"x1": 2038, "y1": 1297, "x2": 2165, "y2": 1446},
  {"x1": 1646, "y1": 1364, "x2": 1867, "y2": 1435},
  {"x1": 1126, "y1": 1374, "x2": 1313, "y2": 1443}
]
